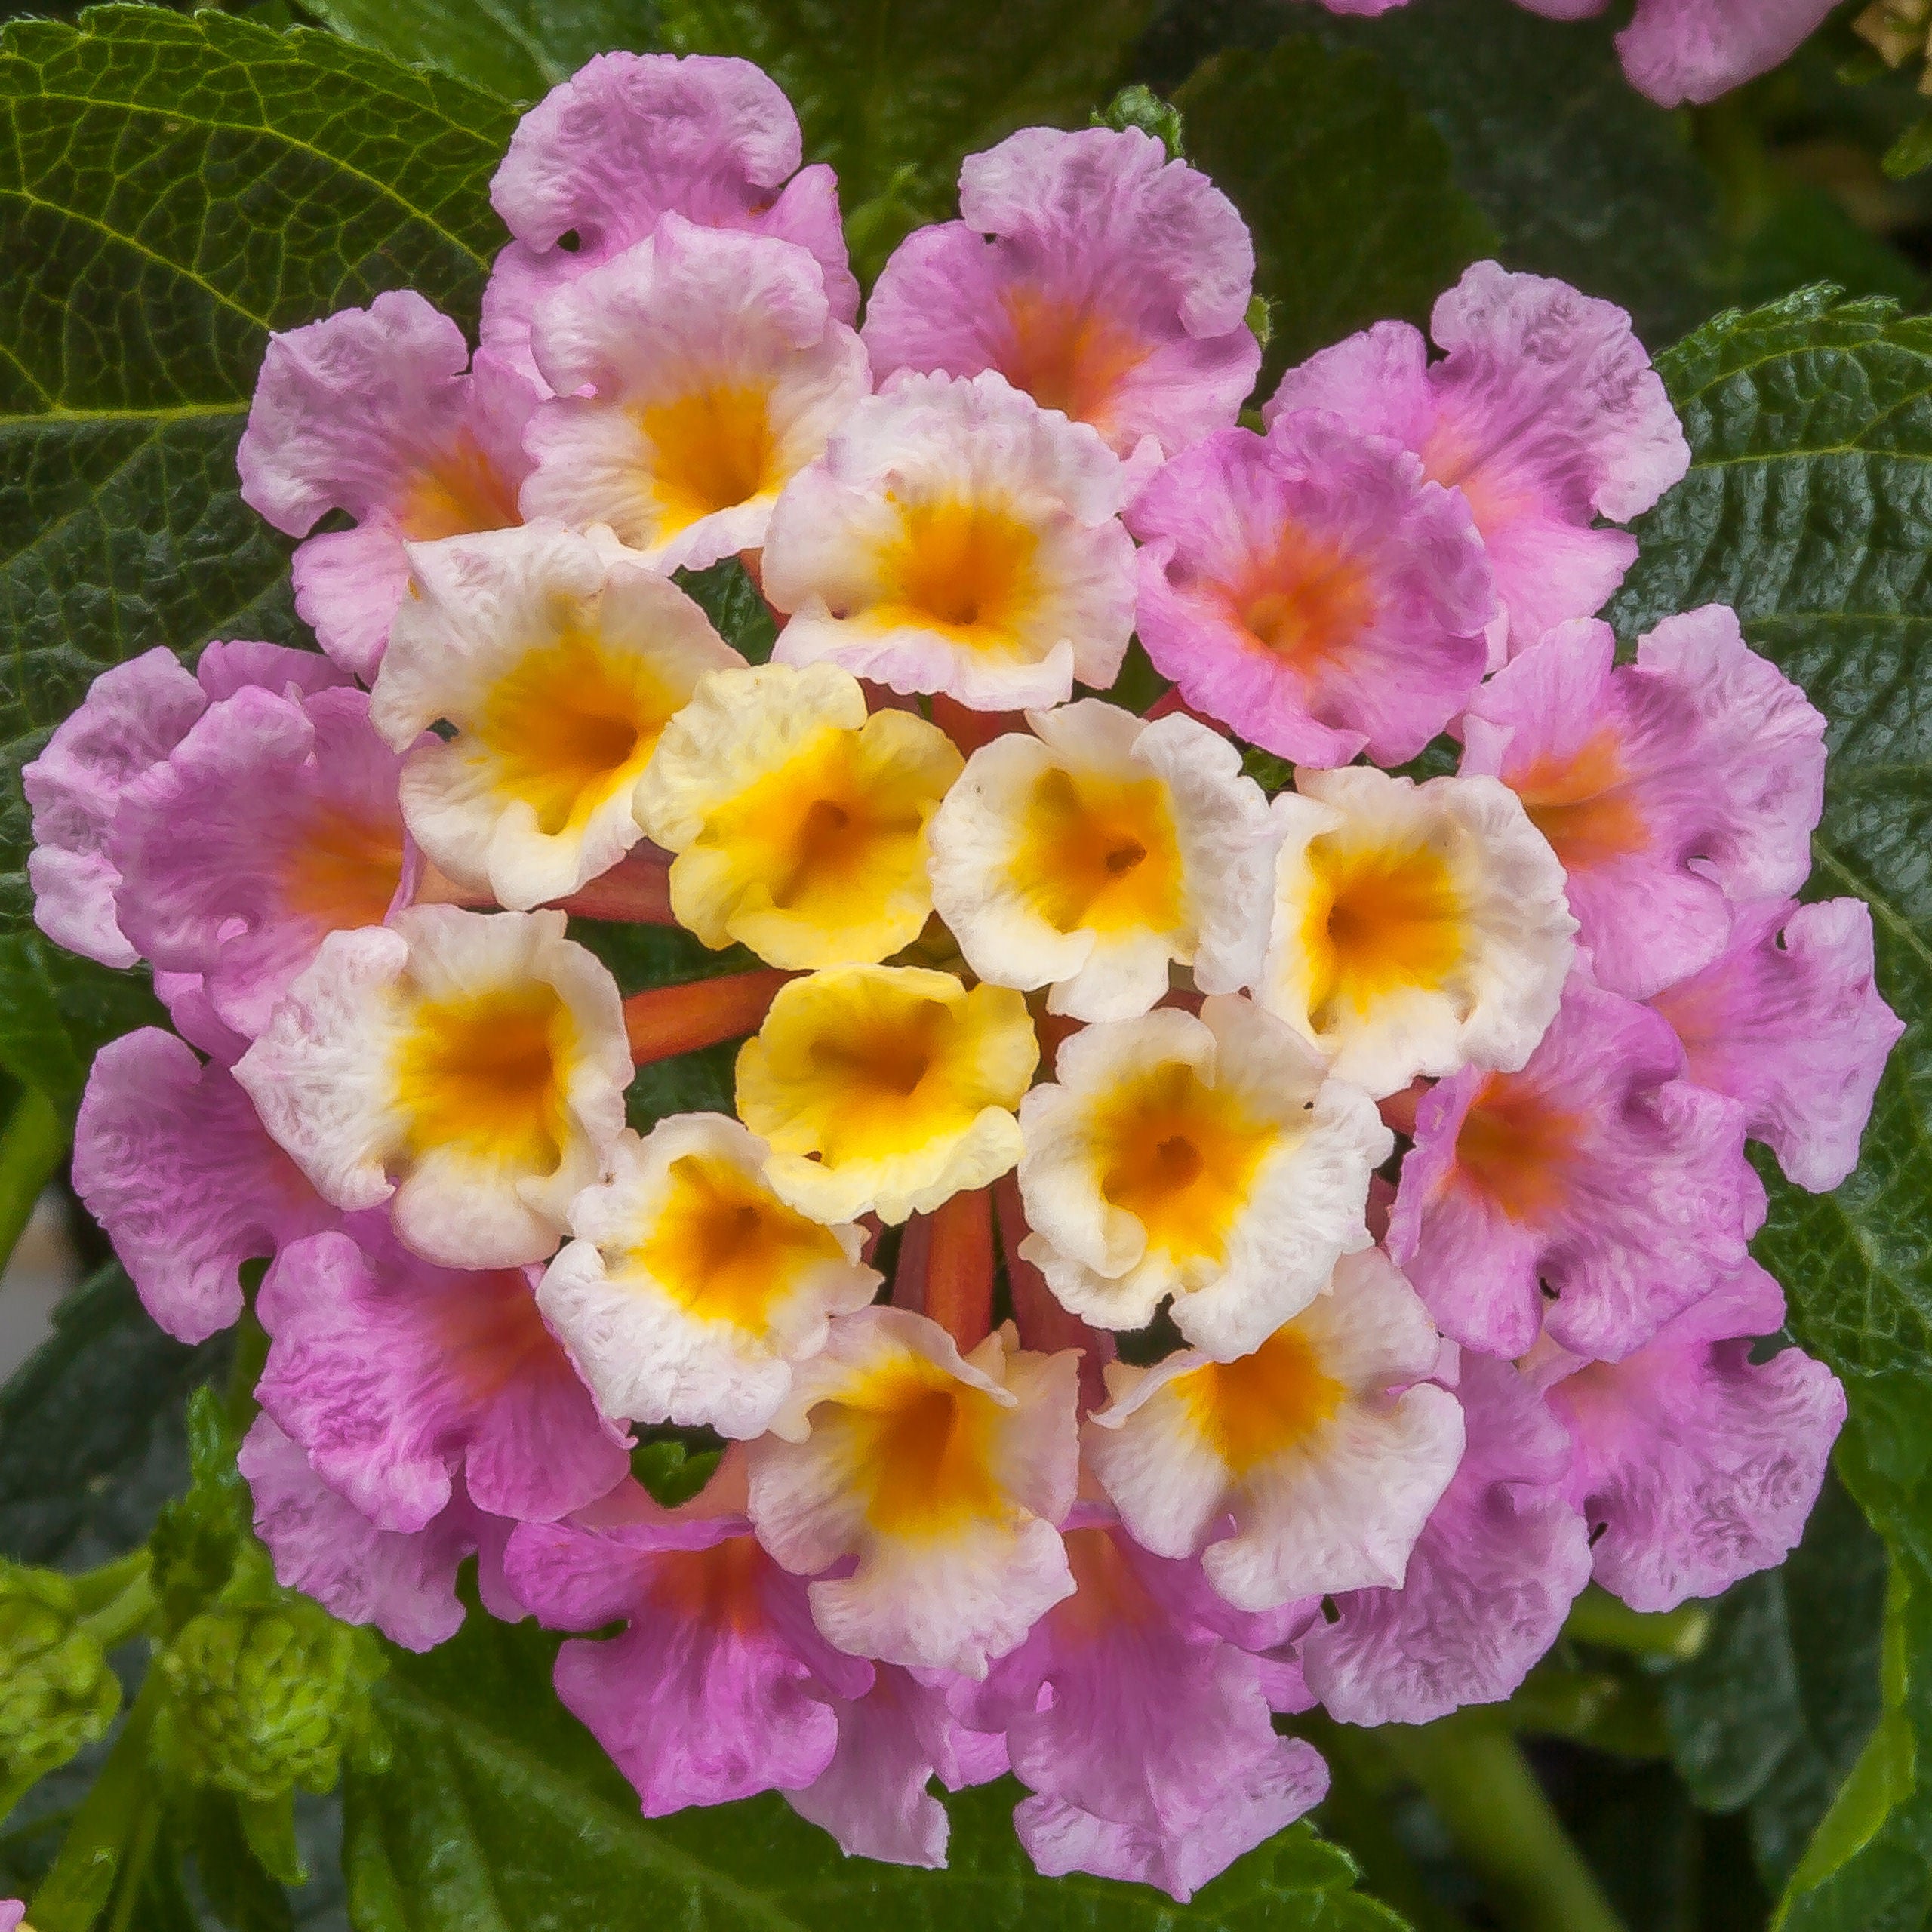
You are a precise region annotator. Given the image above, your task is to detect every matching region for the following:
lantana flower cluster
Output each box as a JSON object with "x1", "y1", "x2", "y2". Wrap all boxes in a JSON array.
[{"x1": 28, "y1": 53, "x2": 1900, "y2": 1901}]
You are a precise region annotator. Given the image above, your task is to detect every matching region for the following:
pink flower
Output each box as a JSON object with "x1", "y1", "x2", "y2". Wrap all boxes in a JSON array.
[
  {"x1": 958, "y1": 1511, "x2": 1327, "y2": 1901},
  {"x1": 1526, "y1": 1263, "x2": 1845, "y2": 1611},
  {"x1": 1650, "y1": 898, "x2": 1903, "y2": 1192},
  {"x1": 1126, "y1": 410, "x2": 1496, "y2": 764},
  {"x1": 1269, "y1": 262, "x2": 1687, "y2": 660},
  {"x1": 255, "y1": 1223, "x2": 629, "y2": 1534},
  {"x1": 1389, "y1": 972, "x2": 1764, "y2": 1362},
  {"x1": 72, "y1": 1029, "x2": 337, "y2": 1344},
  {"x1": 1, "y1": 1900, "x2": 21, "y2": 1931},
  {"x1": 482, "y1": 52, "x2": 857, "y2": 389},
  {"x1": 238, "y1": 291, "x2": 538, "y2": 679},
  {"x1": 23, "y1": 642, "x2": 347, "y2": 969},
  {"x1": 241, "y1": 1414, "x2": 518, "y2": 1651},
  {"x1": 106, "y1": 684, "x2": 414, "y2": 1038},
  {"x1": 787, "y1": 1664, "x2": 1008, "y2": 1869},
  {"x1": 504, "y1": 1465, "x2": 875, "y2": 1815},
  {"x1": 864, "y1": 126, "x2": 1257, "y2": 466},
  {"x1": 1299, "y1": 1355, "x2": 1592, "y2": 1725},
  {"x1": 1460, "y1": 610, "x2": 1826, "y2": 1000}
]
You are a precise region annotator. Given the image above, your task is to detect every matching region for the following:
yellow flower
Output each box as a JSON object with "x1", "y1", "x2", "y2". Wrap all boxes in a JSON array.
[
  {"x1": 374, "y1": 524, "x2": 742, "y2": 909},
  {"x1": 736, "y1": 965, "x2": 1038, "y2": 1223},
  {"x1": 634, "y1": 663, "x2": 963, "y2": 970}
]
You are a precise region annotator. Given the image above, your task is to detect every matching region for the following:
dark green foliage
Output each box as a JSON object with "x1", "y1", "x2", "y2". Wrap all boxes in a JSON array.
[
  {"x1": 1611, "y1": 285, "x2": 1932, "y2": 1929},
  {"x1": 1174, "y1": 38, "x2": 1495, "y2": 387}
]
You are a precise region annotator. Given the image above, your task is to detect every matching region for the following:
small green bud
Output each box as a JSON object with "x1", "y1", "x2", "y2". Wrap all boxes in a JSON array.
[
  {"x1": 0, "y1": 1564, "x2": 121, "y2": 1786},
  {"x1": 155, "y1": 1594, "x2": 385, "y2": 1800},
  {"x1": 1094, "y1": 85, "x2": 1184, "y2": 160},
  {"x1": 1245, "y1": 293, "x2": 1273, "y2": 355}
]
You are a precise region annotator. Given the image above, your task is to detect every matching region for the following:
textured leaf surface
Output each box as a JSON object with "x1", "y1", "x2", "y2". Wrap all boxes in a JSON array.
[
  {"x1": 302, "y1": 0, "x2": 657, "y2": 106},
  {"x1": 1173, "y1": 37, "x2": 1494, "y2": 386},
  {"x1": 1660, "y1": 1472, "x2": 1887, "y2": 1887},
  {"x1": 658, "y1": 0, "x2": 1149, "y2": 278},
  {"x1": 0, "y1": 1263, "x2": 226, "y2": 1572},
  {"x1": 1608, "y1": 286, "x2": 1932, "y2": 1932},
  {"x1": 0, "y1": 4, "x2": 514, "y2": 932},
  {"x1": 1140, "y1": 0, "x2": 1920, "y2": 361},
  {"x1": 343, "y1": 1604, "x2": 1407, "y2": 1930}
]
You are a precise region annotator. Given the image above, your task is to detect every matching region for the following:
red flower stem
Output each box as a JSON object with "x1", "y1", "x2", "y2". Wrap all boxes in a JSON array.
[
  {"x1": 994, "y1": 1172, "x2": 1114, "y2": 1411},
  {"x1": 921, "y1": 1186, "x2": 995, "y2": 1354},
  {"x1": 622, "y1": 968, "x2": 792, "y2": 1065},
  {"x1": 931, "y1": 692, "x2": 1026, "y2": 755},
  {"x1": 552, "y1": 849, "x2": 678, "y2": 924}
]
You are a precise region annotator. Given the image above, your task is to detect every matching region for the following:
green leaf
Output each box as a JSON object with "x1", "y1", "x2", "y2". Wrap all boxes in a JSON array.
[
  {"x1": 0, "y1": 1265, "x2": 229, "y2": 1573},
  {"x1": 1145, "y1": 0, "x2": 1920, "y2": 358},
  {"x1": 0, "y1": 3, "x2": 515, "y2": 933},
  {"x1": 657, "y1": 0, "x2": 1151, "y2": 280},
  {"x1": 1173, "y1": 37, "x2": 1495, "y2": 386},
  {"x1": 1607, "y1": 284, "x2": 1932, "y2": 1932},
  {"x1": 302, "y1": 0, "x2": 658, "y2": 104},
  {"x1": 0, "y1": 932, "x2": 162, "y2": 1118},
  {"x1": 345, "y1": 1605, "x2": 1409, "y2": 1929},
  {"x1": 1658, "y1": 1472, "x2": 1888, "y2": 1887}
]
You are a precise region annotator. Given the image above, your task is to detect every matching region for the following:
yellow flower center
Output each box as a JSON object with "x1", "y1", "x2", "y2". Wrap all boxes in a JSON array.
[
  {"x1": 1174, "y1": 1325, "x2": 1346, "y2": 1475},
  {"x1": 1300, "y1": 829, "x2": 1466, "y2": 1032},
  {"x1": 476, "y1": 624, "x2": 678, "y2": 838},
  {"x1": 1014, "y1": 764, "x2": 1186, "y2": 937},
  {"x1": 817, "y1": 1350, "x2": 1010, "y2": 1539},
  {"x1": 737, "y1": 971, "x2": 1035, "y2": 1177},
  {"x1": 392, "y1": 981, "x2": 577, "y2": 1173},
  {"x1": 872, "y1": 497, "x2": 1041, "y2": 651},
  {"x1": 697, "y1": 724, "x2": 935, "y2": 933},
  {"x1": 1094, "y1": 1059, "x2": 1276, "y2": 1269},
  {"x1": 629, "y1": 1152, "x2": 848, "y2": 1331},
  {"x1": 635, "y1": 383, "x2": 780, "y2": 540}
]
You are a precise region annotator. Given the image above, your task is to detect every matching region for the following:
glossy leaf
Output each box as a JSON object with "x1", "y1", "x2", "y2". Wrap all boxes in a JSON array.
[
  {"x1": 344, "y1": 1604, "x2": 1409, "y2": 1930},
  {"x1": 0, "y1": 4, "x2": 514, "y2": 932},
  {"x1": 1608, "y1": 285, "x2": 1932, "y2": 1932},
  {"x1": 1173, "y1": 36, "x2": 1495, "y2": 385},
  {"x1": 302, "y1": 0, "x2": 657, "y2": 104}
]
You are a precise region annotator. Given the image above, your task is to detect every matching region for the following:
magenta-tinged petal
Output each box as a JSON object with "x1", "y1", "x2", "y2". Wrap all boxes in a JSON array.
[
  {"x1": 957, "y1": 1519, "x2": 1322, "y2": 1900},
  {"x1": 240, "y1": 1415, "x2": 481, "y2": 1652},
  {"x1": 256, "y1": 1224, "x2": 627, "y2": 1534},
  {"x1": 1300, "y1": 1355, "x2": 1590, "y2": 1725},
  {"x1": 1636, "y1": 607, "x2": 1827, "y2": 905},
  {"x1": 1270, "y1": 263, "x2": 1687, "y2": 658},
  {"x1": 865, "y1": 126, "x2": 1258, "y2": 462},
  {"x1": 1126, "y1": 411, "x2": 1494, "y2": 765},
  {"x1": 1616, "y1": 0, "x2": 1838, "y2": 107},
  {"x1": 507, "y1": 1484, "x2": 872, "y2": 1815},
  {"x1": 786, "y1": 1664, "x2": 986, "y2": 1868},
  {"x1": 238, "y1": 290, "x2": 473, "y2": 534},
  {"x1": 193, "y1": 640, "x2": 352, "y2": 703},
  {"x1": 109, "y1": 686, "x2": 411, "y2": 1040},
  {"x1": 2, "y1": 1899, "x2": 22, "y2": 1931},
  {"x1": 1460, "y1": 611, "x2": 1826, "y2": 999},
  {"x1": 1390, "y1": 972, "x2": 1763, "y2": 1361},
  {"x1": 1652, "y1": 897, "x2": 1903, "y2": 1192},
  {"x1": 72, "y1": 1029, "x2": 337, "y2": 1343},
  {"x1": 153, "y1": 971, "x2": 254, "y2": 1066},
  {"x1": 1017, "y1": 1740, "x2": 1327, "y2": 1901},
  {"x1": 239, "y1": 293, "x2": 534, "y2": 675},
  {"x1": 23, "y1": 648, "x2": 208, "y2": 967},
  {"x1": 482, "y1": 52, "x2": 857, "y2": 385},
  {"x1": 1532, "y1": 1263, "x2": 1845, "y2": 1611}
]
